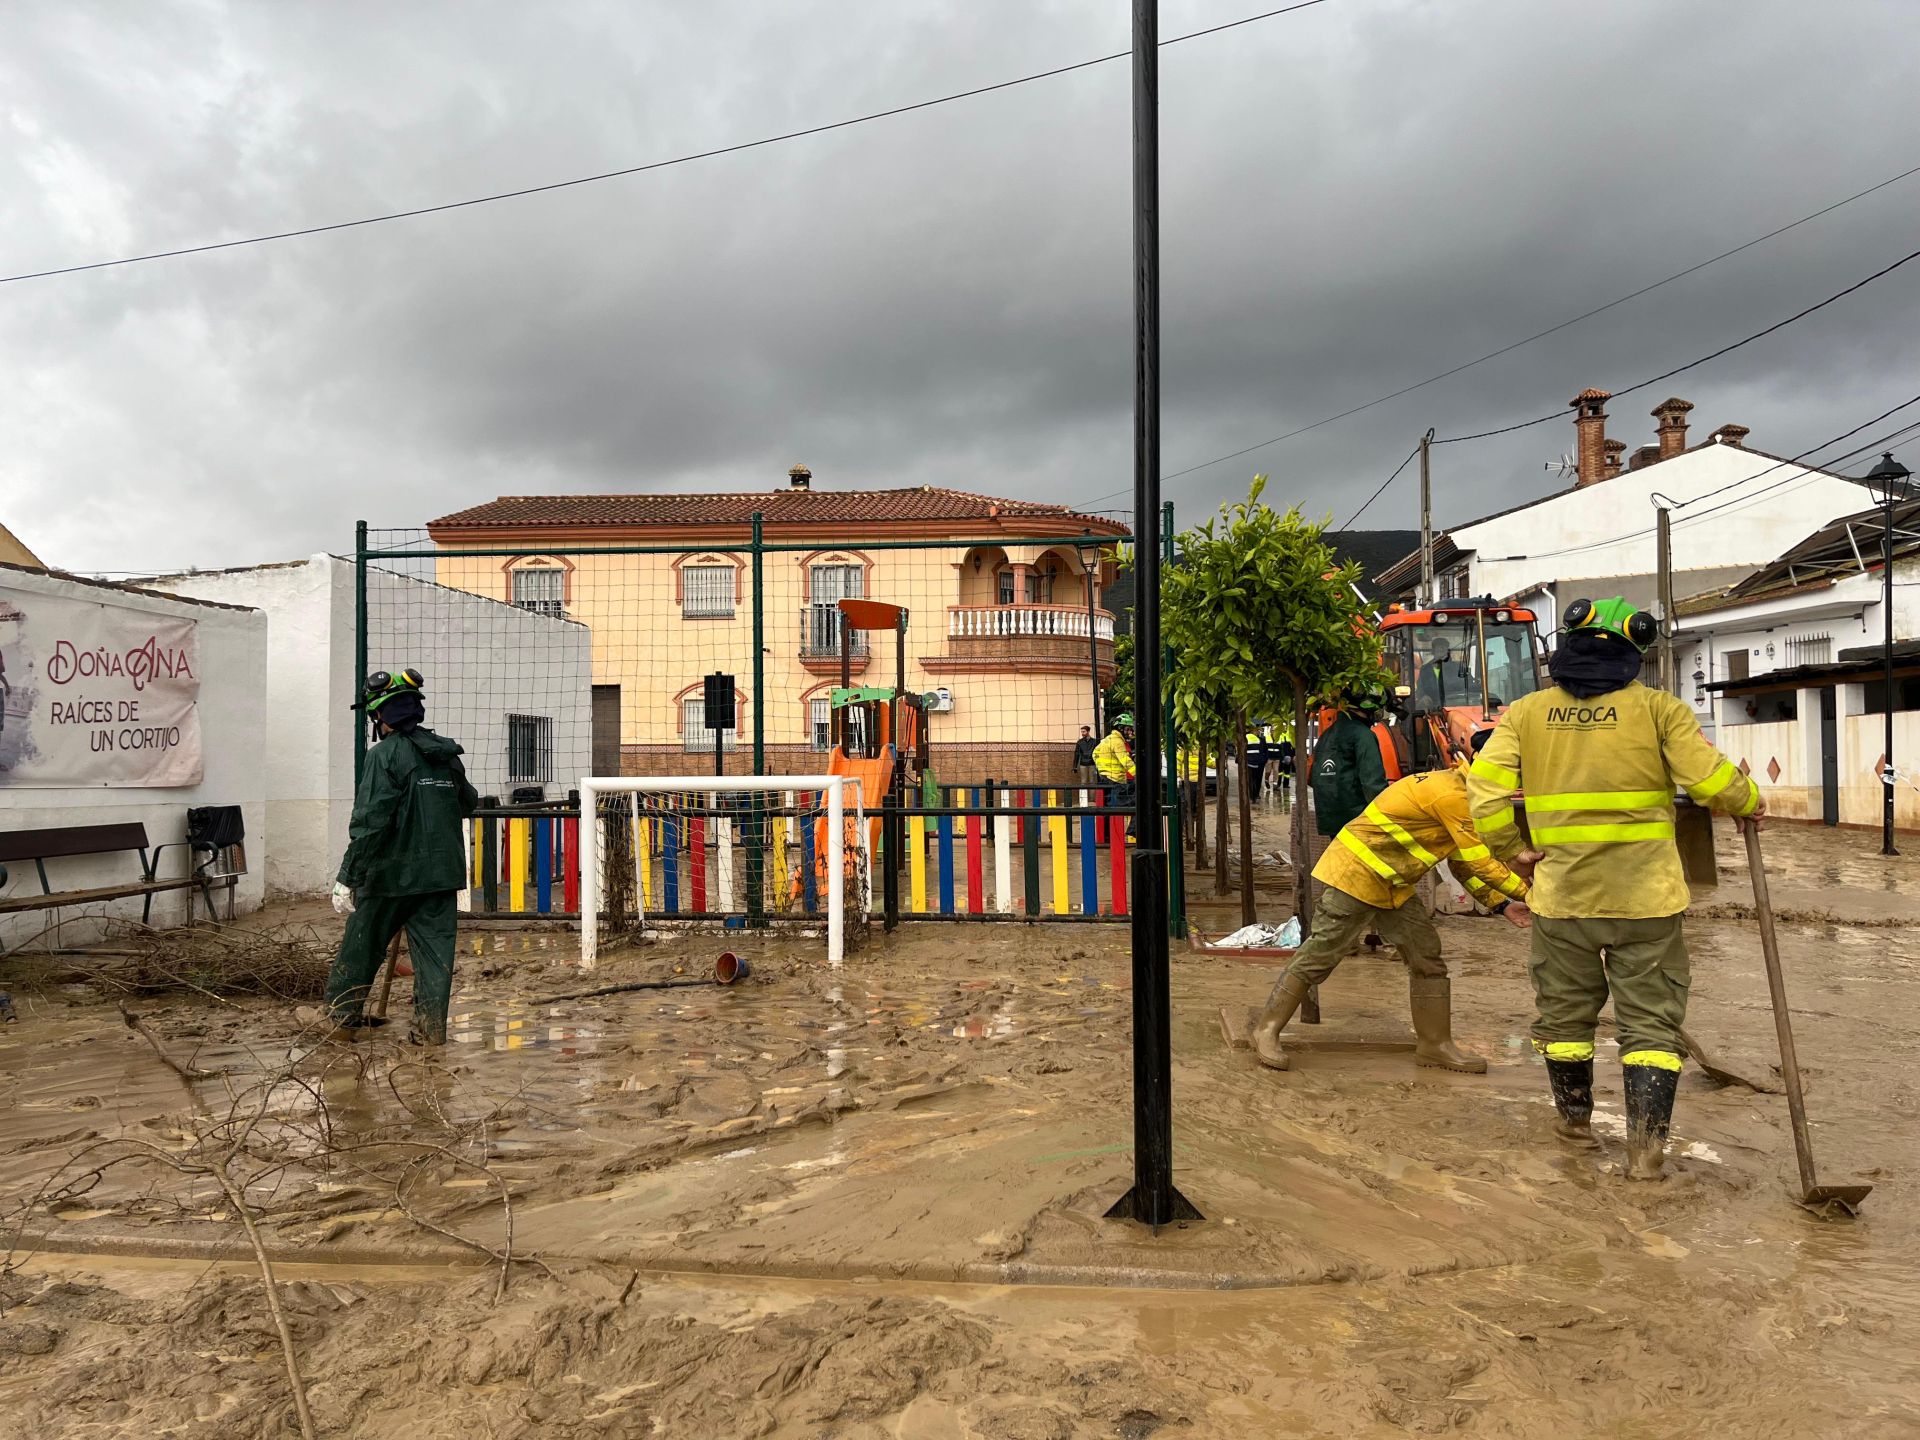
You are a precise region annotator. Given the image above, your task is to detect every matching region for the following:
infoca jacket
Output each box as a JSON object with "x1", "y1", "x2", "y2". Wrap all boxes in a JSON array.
[
  {"x1": 1092, "y1": 730, "x2": 1135, "y2": 781},
  {"x1": 337, "y1": 728, "x2": 480, "y2": 897},
  {"x1": 1467, "y1": 681, "x2": 1758, "y2": 920},
  {"x1": 1310, "y1": 712, "x2": 1390, "y2": 836},
  {"x1": 1312, "y1": 766, "x2": 1530, "y2": 912}
]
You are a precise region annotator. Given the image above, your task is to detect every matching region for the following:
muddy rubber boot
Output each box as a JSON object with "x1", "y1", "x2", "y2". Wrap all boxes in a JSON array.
[
  {"x1": 1623, "y1": 1061, "x2": 1680, "y2": 1180},
  {"x1": 1408, "y1": 975, "x2": 1487, "y2": 1074},
  {"x1": 1544, "y1": 1057, "x2": 1599, "y2": 1146},
  {"x1": 1251, "y1": 973, "x2": 1312, "y2": 1071}
]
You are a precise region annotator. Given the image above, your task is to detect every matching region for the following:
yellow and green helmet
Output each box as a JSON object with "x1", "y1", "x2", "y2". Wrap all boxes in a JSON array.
[
  {"x1": 358, "y1": 667, "x2": 425, "y2": 715},
  {"x1": 1563, "y1": 597, "x2": 1658, "y2": 653}
]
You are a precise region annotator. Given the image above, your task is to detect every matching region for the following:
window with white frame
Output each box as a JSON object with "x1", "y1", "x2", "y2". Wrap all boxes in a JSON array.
[
  {"x1": 809, "y1": 698, "x2": 832, "y2": 752},
  {"x1": 806, "y1": 562, "x2": 866, "y2": 655},
  {"x1": 511, "y1": 566, "x2": 565, "y2": 617},
  {"x1": 682, "y1": 696, "x2": 737, "y2": 753},
  {"x1": 507, "y1": 714, "x2": 553, "y2": 781},
  {"x1": 681, "y1": 562, "x2": 735, "y2": 618},
  {"x1": 996, "y1": 569, "x2": 1015, "y2": 605}
]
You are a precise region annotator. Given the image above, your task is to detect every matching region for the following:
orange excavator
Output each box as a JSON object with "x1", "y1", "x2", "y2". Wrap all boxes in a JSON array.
[{"x1": 1376, "y1": 596, "x2": 1545, "y2": 770}]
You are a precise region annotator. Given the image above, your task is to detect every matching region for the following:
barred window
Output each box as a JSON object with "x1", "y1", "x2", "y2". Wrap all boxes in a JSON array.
[
  {"x1": 507, "y1": 713, "x2": 552, "y2": 781},
  {"x1": 809, "y1": 698, "x2": 832, "y2": 752},
  {"x1": 682, "y1": 563, "x2": 735, "y2": 618},
  {"x1": 1785, "y1": 633, "x2": 1832, "y2": 666},
  {"x1": 683, "y1": 696, "x2": 737, "y2": 753},
  {"x1": 510, "y1": 566, "x2": 565, "y2": 617}
]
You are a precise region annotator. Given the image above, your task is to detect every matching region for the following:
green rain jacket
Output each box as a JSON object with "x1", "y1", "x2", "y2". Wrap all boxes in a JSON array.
[
  {"x1": 336, "y1": 728, "x2": 480, "y2": 896},
  {"x1": 1310, "y1": 712, "x2": 1390, "y2": 838}
]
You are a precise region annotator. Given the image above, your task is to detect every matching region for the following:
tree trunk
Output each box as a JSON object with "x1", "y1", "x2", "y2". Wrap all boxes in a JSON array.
[
  {"x1": 1236, "y1": 712, "x2": 1255, "y2": 926},
  {"x1": 1291, "y1": 683, "x2": 1313, "y2": 929},
  {"x1": 1214, "y1": 722, "x2": 1231, "y2": 896},
  {"x1": 1193, "y1": 738, "x2": 1209, "y2": 869},
  {"x1": 1291, "y1": 680, "x2": 1320, "y2": 1024}
]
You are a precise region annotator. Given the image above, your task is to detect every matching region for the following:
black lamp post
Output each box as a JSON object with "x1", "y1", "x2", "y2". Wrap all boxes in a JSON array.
[
  {"x1": 1865, "y1": 451, "x2": 1914, "y2": 856},
  {"x1": 1077, "y1": 531, "x2": 1103, "y2": 738}
]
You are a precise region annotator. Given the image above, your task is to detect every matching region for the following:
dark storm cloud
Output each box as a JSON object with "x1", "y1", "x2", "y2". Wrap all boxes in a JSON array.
[{"x1": 2, "y1": 0, "x2": 1915, "y2": 572}]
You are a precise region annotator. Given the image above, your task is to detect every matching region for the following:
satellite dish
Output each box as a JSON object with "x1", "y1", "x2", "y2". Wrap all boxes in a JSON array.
[{"x1": 1543, "y1": 452, "x2": 1578, "y2": 479}]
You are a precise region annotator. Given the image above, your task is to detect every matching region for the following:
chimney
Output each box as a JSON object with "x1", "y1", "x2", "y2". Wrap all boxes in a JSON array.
[
  {"x1": 1712, "y1": 424, "x2": 1751, "y2": 448},
  {"x1": 1570, "y1": 388, "x2": 1611, "y2": 487},
  {"x1": 787, "y1": 464, "x2": 812, "y2": 491},
  {"x1": 1602, "y1": 438, "x2": 1627, "y2": 479},
  {"x1": 1628, "y1": 444, "x2": 1661, "y2": 472},
  {"x1": 1652, "y1": 397, "x2": 1694, "y2": 459}
]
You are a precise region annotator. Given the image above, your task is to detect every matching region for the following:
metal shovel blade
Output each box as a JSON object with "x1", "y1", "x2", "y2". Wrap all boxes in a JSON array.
[{"x1": 1799, "y1": 1183, "x2": 1873, "y2": 1218}]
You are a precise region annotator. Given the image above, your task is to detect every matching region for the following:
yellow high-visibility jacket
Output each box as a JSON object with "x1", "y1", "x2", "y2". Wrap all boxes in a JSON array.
[
  {"x1": 1312, "y1": 766, "x2": 1530, "y2": 911},
  {"x1": 1178, "y1": 748, "x2": 1203, "y2": 782},
  {"x1": 1468, "y1": 681, "x2": 1759, "y2": 920},
  {"x1": 1093, "y1": 731, "x2": 1135, "y2": 782}
]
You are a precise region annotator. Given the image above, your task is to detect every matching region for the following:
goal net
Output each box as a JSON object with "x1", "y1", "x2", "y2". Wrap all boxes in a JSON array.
[{"x1": 578, "y1": 775, "x2": 869, "y2": 968}]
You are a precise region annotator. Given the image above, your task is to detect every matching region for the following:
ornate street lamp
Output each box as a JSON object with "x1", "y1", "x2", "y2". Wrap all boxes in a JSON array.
[{"x1": 1864, "y1": 452, "x2": 1914, "y2": 855}]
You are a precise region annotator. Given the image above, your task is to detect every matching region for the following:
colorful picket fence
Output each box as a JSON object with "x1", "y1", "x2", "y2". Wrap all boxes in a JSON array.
[{"x1": 886, "y1": 787, "x2": 1132, "y2": 922}]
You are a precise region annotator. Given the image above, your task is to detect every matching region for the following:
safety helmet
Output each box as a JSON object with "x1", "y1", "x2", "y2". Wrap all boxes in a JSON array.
[
  {"x1": 1563, "y1": 596, "x2": 1658, "y2": 653},
  {"x1": 1114, "y1": 712, "x2": 1135, "y2": 728},
  {"x1": 357, "y1": 667, "x2": 425, "y2": 715}
]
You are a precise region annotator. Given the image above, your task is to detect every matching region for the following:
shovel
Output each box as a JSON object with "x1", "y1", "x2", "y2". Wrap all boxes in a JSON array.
[{"x1": 1743, "y1": 819, "x2": 1872, "y2": 1217}]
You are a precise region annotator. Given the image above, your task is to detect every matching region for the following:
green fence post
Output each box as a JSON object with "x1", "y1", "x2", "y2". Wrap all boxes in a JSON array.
[
  {"x1": 1161, "y1": 500, "x2": 1185, "y2": 941},
  {"x1": 747, "y1": 513, "x2": 767, "y2": 924},
  {"x1": 353, "y1": 520, "x2": 369, "y2": 786}
]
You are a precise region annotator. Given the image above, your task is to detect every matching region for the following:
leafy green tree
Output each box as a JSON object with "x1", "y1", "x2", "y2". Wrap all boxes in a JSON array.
[{"x1": 1162, "y1": 478, "x2": 1385, "y2": 923}]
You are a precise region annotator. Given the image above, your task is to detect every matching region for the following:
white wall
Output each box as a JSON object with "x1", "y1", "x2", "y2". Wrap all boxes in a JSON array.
[
  {"x1": 153, "y1": 556, "x2": 591, "y2": 896},
  {"x1": 1461, "y1": 443, "x2": 1874, "y2": 604},
  {"x1": 0, "y1": 570, "x2": 267, "y2": 950},
  {"x1": 1716, "y1": 701, "x2": 1920, "y2": 831}
]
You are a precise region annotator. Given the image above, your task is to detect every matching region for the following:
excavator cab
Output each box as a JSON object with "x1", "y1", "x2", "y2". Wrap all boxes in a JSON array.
[{"x1": 1379, "y1": 598, "x2": 1544, "y2": 770}]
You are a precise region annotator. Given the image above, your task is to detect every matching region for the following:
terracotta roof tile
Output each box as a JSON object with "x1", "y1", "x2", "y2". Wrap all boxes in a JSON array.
[{"x1": 429, "y1": 487, "x2": 1122, "y2": 532}]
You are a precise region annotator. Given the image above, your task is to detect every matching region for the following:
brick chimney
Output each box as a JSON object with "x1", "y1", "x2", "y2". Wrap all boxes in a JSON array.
[
  {"x1": 1712, "y1": 423, "x2": 1751, "y2": 447},
  {"x1": 1570, "y1": 388, "x2": 1611, "y2": 487},
  {"x1": 787, "y1": 464, "x2": 812, "y2": 491},
  {"x1": 1628, "y1": 444, "x2": 1661, "y2": 472},
  {"x1": 1602, "y1": 438, "x2": 1626, "y2": 479},
  {"x1": 1653, "y1": 397, "x2": 1694, "y2": 459}
]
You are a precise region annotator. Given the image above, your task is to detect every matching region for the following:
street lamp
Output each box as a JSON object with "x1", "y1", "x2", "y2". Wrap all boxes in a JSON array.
[
  {"x1": 1076, "y1": 531, "x2": 1103, "y2": 738},
  {"x1": 1865, "y1": 451, "x2": 1914, "y2": 856}
]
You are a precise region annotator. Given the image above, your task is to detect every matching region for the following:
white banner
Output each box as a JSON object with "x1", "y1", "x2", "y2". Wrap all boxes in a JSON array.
[{"x1": 0, "y1": 586, "x2": 203, "y2": 788}]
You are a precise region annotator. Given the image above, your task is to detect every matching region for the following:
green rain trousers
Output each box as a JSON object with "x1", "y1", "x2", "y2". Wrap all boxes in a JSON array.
[
  {"x1": 1528, "y1": 913, "x2": 1689, "y2": 1062},
  {"x1": 325, "y1": 891, "x2": 458, "y2": 1043},
  {"x1": 1276, "y1": 884, "x2": 1446, "y2": 994}
]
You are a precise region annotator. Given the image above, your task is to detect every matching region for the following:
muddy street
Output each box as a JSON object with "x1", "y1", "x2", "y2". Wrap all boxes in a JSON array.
[{"x1": 1, "y1": 823, "x2": 1915, "y2": 1437}]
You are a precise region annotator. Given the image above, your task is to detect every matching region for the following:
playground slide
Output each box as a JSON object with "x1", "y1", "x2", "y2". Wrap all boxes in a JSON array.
[{"x1": 792, "y1": 745, "x2": 896, "y2": 904}]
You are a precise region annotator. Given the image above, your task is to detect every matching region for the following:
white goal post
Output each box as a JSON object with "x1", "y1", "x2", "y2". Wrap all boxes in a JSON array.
[{"x1": 578, "y1": 774, "x2": 862, "y2": 970}]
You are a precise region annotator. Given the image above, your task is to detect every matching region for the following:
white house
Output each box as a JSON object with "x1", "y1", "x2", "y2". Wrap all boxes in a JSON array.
[
  {"x1": 1, "y1": 563, "x2": 268, "y2": 950},
  {"x1": 1375, "y1": 391, "x2": 1881, "y2": 643},
  {"x1": 148, "y1": 555, "x2": 591, "y2": 896}
]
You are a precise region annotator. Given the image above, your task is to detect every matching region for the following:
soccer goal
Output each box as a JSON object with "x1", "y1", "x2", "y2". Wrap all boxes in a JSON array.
[{"x1": 577, "y1": 775, "x2": 869, "y2": 969}]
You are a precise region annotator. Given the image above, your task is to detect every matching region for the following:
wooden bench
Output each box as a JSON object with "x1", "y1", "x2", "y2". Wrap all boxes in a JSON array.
[{"x1": 0, "y1": 819, "x2": 241, "y2": 927}]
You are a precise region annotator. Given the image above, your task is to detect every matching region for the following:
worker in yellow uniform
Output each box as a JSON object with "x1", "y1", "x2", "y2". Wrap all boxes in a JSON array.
[
  {"x1": 1468, "y1": 597, "x2": 1764, "y2": 1180},
  {"x1": 1093, "y1": 713, "x2": 1137, "y2": 838},
  {"x1": 1253, "y1": 730, "x2": 1532, "y2": 1073}
]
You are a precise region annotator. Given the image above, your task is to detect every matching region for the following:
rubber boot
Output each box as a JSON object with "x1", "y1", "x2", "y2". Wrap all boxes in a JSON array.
[
  {"x1": 1544, "y1": 1057, "x2": 1599, "y2": 1146},
  {"x1": 1252, "y1": 972, "x2": 1312, "y2": 1071},
  {"x1": 1408, "y1": 974, "x2": 1487, "y2": 1073},
  {"x1": 1623, "y1": 1061, "x2": 1680, "y2": 1180}
]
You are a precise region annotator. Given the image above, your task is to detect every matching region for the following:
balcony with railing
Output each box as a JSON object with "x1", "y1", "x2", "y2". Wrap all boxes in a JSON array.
[
  {"x1": 934, "y1": 603, "x2": 1116, "y2": 676},
  {"x1": 799, "y1": 604, "x2": 872, "y2": 674}
]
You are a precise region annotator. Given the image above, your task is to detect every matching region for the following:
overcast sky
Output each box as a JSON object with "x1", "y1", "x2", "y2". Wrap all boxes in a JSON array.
[{"x1": 3, "y1": 0, "x2": 1916, "y2": 574}]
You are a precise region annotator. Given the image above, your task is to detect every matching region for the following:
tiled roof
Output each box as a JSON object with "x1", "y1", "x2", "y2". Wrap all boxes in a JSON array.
[{"x1": 429, "y1": 487, "x2": 1123, "y2": 532}]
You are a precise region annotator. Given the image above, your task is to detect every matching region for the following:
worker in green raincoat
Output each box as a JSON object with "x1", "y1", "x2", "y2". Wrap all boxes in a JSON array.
[{"x1": 315, "y1": 669, "x2": 478, "y2": 1044}]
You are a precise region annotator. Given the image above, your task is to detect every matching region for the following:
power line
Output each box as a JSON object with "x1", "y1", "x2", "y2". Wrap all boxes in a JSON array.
[
  {"x1": 1476, "y1": 391, "x2": 1920, "y2": 565},
  {"x1": 0, "y1": 0, "x2": 1330, "y2": 289},
  {"x1": 1337, "y1": 445, "x2": 1420, "y2": 528},
  {"x1": 1072, "y1": 159, "x2": 1920, "y2": 505},
  {"x1": 1435, "y1": 245, "x2": 1920, "y2": 445}
]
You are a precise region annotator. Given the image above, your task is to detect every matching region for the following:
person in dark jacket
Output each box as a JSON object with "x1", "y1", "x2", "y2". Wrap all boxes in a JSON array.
[
  {"x1": 314, "y1": 669, "x2": 478, "y2": 1044},
  {"x1": 1072, "y1": 725, "x2": 1098, "y2": 788},
  {"x1": 1310, "y1": 691, "x2": 1391, "y2": 837}
]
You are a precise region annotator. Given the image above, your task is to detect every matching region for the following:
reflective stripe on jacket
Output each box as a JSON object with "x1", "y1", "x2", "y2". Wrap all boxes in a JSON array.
[
  {"x1": 1466, "y1": 681, "x2": 1759, "y2": 920},
  {"x1": 1311, "y1": 767, "x2": 1530, "y2": 911},
  {"x1": 1093, "y1": 731, "x2": 1135, "y2": 781}
]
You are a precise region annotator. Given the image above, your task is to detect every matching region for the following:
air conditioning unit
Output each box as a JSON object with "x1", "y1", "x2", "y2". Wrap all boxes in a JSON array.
[{"x1": 924, "y1": 687, "x2": 955, "y2": 713}]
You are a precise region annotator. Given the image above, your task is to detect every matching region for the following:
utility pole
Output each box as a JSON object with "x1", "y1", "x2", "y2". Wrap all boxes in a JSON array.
[
  {"x1": 1105, "y1": 0, "x2": 1199, "y2": 1229},
  {"x1": 1654, "y1": 497, "x2": 1676, "y2": 694},
  {"x1": 1418, "y1": 429, "x2": 1435, "y2": 606}
]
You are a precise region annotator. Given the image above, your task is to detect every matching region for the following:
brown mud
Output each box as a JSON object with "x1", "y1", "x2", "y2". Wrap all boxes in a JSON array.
[{"x1": 1, "y1": 822, "x2": 1916, "y2": 1436}]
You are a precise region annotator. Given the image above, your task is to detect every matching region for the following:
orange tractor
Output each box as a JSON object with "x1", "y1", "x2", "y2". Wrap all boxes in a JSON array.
[{"x1": 1375, "y1": 597, "x2": 1545, "y2": 771}]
